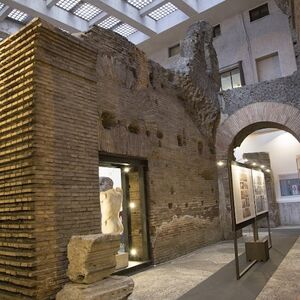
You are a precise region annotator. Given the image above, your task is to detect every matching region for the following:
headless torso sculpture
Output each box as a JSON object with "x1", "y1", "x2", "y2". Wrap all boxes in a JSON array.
[{"x1": 99, "y1": 177, "x2": 124, "y2": 235}]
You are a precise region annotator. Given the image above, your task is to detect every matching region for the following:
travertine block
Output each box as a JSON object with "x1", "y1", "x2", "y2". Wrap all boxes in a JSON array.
[
  {"x1": 67, "y1": 234, "x2": 120, "y2": 284},
  {"x1": 116, "y1": 252, "x2": 129, "y2": 270},
  {"x1": 56, "y1": 276, "x2": 134, "y2": 300}
]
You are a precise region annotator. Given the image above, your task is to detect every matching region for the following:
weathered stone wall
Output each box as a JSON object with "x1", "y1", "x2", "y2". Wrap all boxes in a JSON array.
[
  {"x1": 220, "y1": 71, "x2": 300, "y2": 117},
  {"x1": 82, "y1": 23, "x2": 221, "y2": 264},
  {"x1": 0, "y1": 19, "x2": 222, "y2": 299}
]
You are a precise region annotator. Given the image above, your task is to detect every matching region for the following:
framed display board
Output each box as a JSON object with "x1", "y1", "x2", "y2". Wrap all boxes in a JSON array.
[
  {"x1": 229, "y1": 162, "x2": 272, "y2": 280},
  {"x1": 231, "y1": 164, "x2": 256, "y2": 224},
  {"x1": 252, "y1": 169, "x2": 268, "y2": 215}
]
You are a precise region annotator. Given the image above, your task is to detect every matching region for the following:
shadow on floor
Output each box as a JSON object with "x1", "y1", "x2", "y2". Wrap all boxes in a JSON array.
[{"x1": 179, "y1": 229, "x2": 300, "y2": 300}]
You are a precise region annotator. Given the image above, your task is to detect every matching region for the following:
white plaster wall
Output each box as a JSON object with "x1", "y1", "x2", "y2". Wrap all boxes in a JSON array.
[
  {"x1": 236, "y1": 130, "x2": 300, "y2": 225},
  {"x1": 148, "y1": 0, "x2": 297, "y2": 85}
]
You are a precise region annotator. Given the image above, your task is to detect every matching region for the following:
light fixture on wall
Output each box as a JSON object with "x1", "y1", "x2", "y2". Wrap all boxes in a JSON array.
[
  {"x1": 260, "y1": 165, "x2": 265, "y2": 169},
  {"x1": 217, "y1": 161, "x2": 225, "y2": 166},
  {"x1": 130, "y1": 248, "x2": 137, "y2": 256},
  {"x1": 129, "y1": 202, "x2": 135, "y2": 209},
  {"x1": 252, "y1": 162, "x2": 257, "y2": 166},
  {"x1": 265, "y1": 169, "x2": 271, "y2": 173},
  {"x1": 123, "y1": 167, "x2": 130, "y2": 173}
]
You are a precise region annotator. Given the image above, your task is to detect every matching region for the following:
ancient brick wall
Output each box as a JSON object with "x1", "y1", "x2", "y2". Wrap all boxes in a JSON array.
[
  {"x1": 82, "y1": 26, "x2": 221, "y2": 264},
  {"x1": 33, "y1": 22, "x2": 100, "y2": 299},
  {"x1": 0, "y1": 19, "x2": 222, "y2": 299},
  {"x1": 0, "y1": 23, "x2": 38, "y2": 299}
]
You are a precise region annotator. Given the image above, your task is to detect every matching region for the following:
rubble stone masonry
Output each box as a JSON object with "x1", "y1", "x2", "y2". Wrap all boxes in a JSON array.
[{"x1": 0, "y1": 19, "x2": 222, "y2": 299}]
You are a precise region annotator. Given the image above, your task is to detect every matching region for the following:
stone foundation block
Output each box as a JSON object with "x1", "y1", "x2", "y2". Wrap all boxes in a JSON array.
[
  {"x1": 116, "y1": 252, "x2": 129, "y2": 270},
  {"x1": 67, "y1": 234, "x2": 120, "y2": 284},
  {"x1": 56, "y1": 276, "x2": 134, "y2": 300}
]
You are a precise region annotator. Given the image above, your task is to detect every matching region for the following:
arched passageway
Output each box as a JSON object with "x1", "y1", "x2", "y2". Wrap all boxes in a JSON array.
[{"x1": 216, "y1": 102, "x2": 300, "y2": 238}]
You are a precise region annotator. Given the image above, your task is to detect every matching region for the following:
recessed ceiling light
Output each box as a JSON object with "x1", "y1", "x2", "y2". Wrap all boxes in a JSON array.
[
  {"x1": 73, "y1": 2, "x2": 102, "y2": 21},
  {"x1": 127, "y1": 0, "x2": 153, "y2": 10},
  {"x1": 148, "y1": 2, "x2": 178, "y2": 21},
  {"x1": 113, "y1": 23, "x2": 137, "y2": 38},
  {"x1": 98, "y1": 16, "x2": 121, "y2": 29},
  {"x1": 56, "y1": 0, "x2": 81, "y2": 11},
  {"x1": 8, "y1": 9, "x2": 30, "y2": 24}
]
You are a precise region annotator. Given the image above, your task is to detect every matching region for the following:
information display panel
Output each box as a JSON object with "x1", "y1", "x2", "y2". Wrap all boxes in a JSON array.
[
  {"x1": 231, "y1": 164, "x2": 256, "y2": 224},
  {"x1": 252, "y1": 169, "x2": 268, "y2": 215}
]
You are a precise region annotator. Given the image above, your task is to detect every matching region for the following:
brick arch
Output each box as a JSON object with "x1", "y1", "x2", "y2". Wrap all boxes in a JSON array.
[
  {"x1": 216, "y1": 102, "x2": 300, "y2": 160},
  {"x1": 216, "y1": 102, "x2": 300, "y2": 239}
]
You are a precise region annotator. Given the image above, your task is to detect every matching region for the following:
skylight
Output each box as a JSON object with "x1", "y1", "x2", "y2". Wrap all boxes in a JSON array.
[
  {"x1": 127, "y1": 0, "x2": 153, "y2": 10},
  {"x1": 8, "y1": 9, "x2": 29, "y2": 24},
  {"x1": 73, "y1": 2, "x2": 102, "y2": 21},
  {"x1": 98, "y1": 16, "x2": 121, "y2": 29},
  {"x1": 148, "y1": 2, "x2": 178, "y2": 20},
  {"x1": 0, "y1": 3, "x2": 5, "y2": 11},
  {"x1": 56, "y1": 0, "x2": 81, "y2": 11},
  {"x1": 113, "y1": 23, "x2": 137, "y2": 38}
]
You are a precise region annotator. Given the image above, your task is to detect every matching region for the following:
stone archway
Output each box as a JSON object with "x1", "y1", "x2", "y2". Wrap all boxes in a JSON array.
[{"x1": 216, "y1": 102, "x2": 300, "y2": 239}]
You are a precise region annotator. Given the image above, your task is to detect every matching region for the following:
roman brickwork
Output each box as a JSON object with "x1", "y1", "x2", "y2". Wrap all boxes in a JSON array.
[
  {"x1": 0, "y1": 19, "x2": 222, "y2": 299},
  {"x1": 0, "y1": 24, "x2": 38, "y2": 299}
]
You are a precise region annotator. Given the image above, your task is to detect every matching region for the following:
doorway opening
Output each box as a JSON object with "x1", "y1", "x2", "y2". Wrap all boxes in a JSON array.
[
  {"x1": 232, "y1": 127, "x2": 300, "y2": 228},
  {"x1": 99, "y1": 154, "x2": 151, "y2": 272}
]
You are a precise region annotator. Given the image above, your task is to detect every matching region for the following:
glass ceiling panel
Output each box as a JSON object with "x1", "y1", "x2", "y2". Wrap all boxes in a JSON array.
[
  {"x1": 8, "y1": 9, "x2": 30, "y2": 24},
  {"x1": 56, "y1": 0, "x2": 81, "y2": 11},
  {"x1": 113, "y1": 23, "x2": 137, "y2": 38},
  {"x1": 0, "y1": 3, "x2": 5, "y2": 11},
  {"x1": 73, "y1": 2, "x2": 102, "y2": 21},
  {"x1": 148, "y1": 2, "x2": 178, "y2": 20},
  {"x1": 127, "y1": 0, "x2": 153, "y2": 10},
  {"x1": 98, "y1": 16, "x2": 121, "y2": 29}
]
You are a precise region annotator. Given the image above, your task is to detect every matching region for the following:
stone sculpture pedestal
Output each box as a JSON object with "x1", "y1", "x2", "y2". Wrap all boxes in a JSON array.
[{"x1": 56, "y1": 234, "x2": 134, "y2": 300}]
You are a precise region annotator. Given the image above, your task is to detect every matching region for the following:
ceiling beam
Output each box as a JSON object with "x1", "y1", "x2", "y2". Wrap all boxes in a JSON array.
[
  {"x1": 88, "y1": 11, "x2": 108, "y2": 27},
  {"x1": 45, "y1": 0, "x2": 60, "y2": 8},
  {"x1": 156, "y1": 9, "x2": 189, "y2": 33},
  {"x1": 0, "y1": 5, "x2": 13, "y2": 22},
  {"x1": 87, "y1": 0, "x2": 157, "y2": 36},
  {"x1": 1, "y1": 0, "x2": 89, "y2": 33},
  {"x1": 140, "y1": 0, "x2": 169, "y2": 17},
  {"x1": 170, "y1": 0, "x2": 199, "y2": 17},
  {"x1": 0, "y1": 18, "x2": 22, "y2": 35}
]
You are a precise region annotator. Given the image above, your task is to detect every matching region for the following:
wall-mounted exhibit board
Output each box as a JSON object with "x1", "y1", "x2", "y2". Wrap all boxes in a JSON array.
[
  {"x1": 252, "y1": 169, "x2": 268, "y2": 215},
  {"x1": 231, "y1": 164, "x2": 269, "y2": 224},
  {"x1": 230, "y1": 163, "x2": 271, "y2": 279},
  {"x1": 231, "y1": 164, "x2": 256, "y2": 224}
]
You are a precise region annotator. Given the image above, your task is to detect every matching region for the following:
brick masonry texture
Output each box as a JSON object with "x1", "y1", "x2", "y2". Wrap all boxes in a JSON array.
[
  {"x1": 0, "y1": 23, "x2": 38, "y2": 299},
  {"x1": 0, "y1": 19, "x2": 222, "y2": 299}
]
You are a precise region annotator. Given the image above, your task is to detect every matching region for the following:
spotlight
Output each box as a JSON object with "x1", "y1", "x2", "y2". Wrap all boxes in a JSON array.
[
  {"x1": 252, "y1": 162, "x2": 257, "y2": 166},
  {"x1": 123, "y1": 167, "x2": 130, "y2": 173},
  {"x1": 260, "y1": 165, "x2": 265, "y2": 169},
  {"x1": 266, "y1": 169, "x2": 271, "y2": 173},
  {"x1": 217, "y1": 161, "x2": 224, "y2": 166},
  {"x1": 244, "y1": 159, "x2": 248, "y2": 162},
  {"x1": 129, "y1": 202, "x2": 135, "y2": 209},
  {"x1": 130, "y1": 248, "x2": 137, "y2": 256}
]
